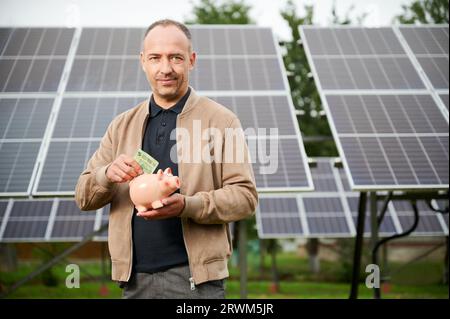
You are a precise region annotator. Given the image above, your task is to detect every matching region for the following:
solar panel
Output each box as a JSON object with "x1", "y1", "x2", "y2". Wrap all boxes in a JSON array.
[
  {"x1": 416, "y1": 57, "x2": 448, "y2": 89},
  {"x1": 50, "y1": 200, "x2": 96, "y2": 240},
  {"x1": 191, "y1": 57, "x2": 285, "y2": 91},
  {"x1": 399, "y1": 26, "x2": 449, "y2": 90},
  {"x1": 210, "y1": 95, "x2": 297, "y2": 136},
  {"x1": 66, "y1": 57, "x2": 148, "y2": 92},
  {"x1": 0, "y1": 141, "x2": 41, "y2": 195},
  {"x1": 0, "y1": 98, "x2": 53, "y2": 139},
  {"x1": 347, "y1": 196, "x2": 399, "y2": 235},
  {"x1": 0, "y1": 28, "x2": 74, "y2": 93},
  {"x1": 251, "y1": 138, "x2": 310, "y2": 190},
  {"x1": 35, "y1": 141, "x2": 99, "y2": 194},
  {"x1": 0, "y1": 98, "x2": 52, "y2": 195},
  {"x1": 0, "y1": 198, "x2": 102, "y2": 242},
  {"x1": 303, "y1": 197, "x2": 352, "y2": 236},
  {"x1": 326, "y1": 94, "x2": 448, "y2": 134},
  {"x1": 302, "y1": 27, "x2": 406, "y2": 55},
  {"x1": 339, "y1": 135, "x2": 448, "y2": 186},
  {"x1": 439, "y1": 93, "x2": 449, "y2": 111},
  {"x1": 93, "y1": 204, "x2": 109, "y2": 242},
  {"x1": 66, "y1": 27, "x2": 285, "y2": 92},
  {"x1": 300, "y1": 25, "x2": 449, "y2": 191},
  {"x1": 312, "y1": 57, "x2": 425, "y2": 90},
  {"x1": 52, "y1": 97, "x2": 141, "y2": 138},
  {"x1": 0, "y1": 200, "x2": 8, "y2": 219},
  {"x1": 256, "y1": 196, "x2": 304, "y2": 238},
  {"x1": 1, "y1": 200, "x2": 53, "y2": 241},
  {"x1": 392, "y1": 200, "x2": 447, "y2": 236},
  {"x1": 256, "y1": 158, "x2": 449, "y2": 239},
  {"x1": 190, "y1": 28, "x2": 277, "y2": 55}
]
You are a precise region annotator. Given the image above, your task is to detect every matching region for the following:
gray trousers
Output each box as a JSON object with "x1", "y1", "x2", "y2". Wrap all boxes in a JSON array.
[{"x1": 121, "y1": 264, "x2": 226, "y2": 299}]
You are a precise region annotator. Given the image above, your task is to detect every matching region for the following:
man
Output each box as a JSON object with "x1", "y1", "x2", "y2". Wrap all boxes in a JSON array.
[{"x1": 75, "y1": 19, "x2": 258, "y2": 299}]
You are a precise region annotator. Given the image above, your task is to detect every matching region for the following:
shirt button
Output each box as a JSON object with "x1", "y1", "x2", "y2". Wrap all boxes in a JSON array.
[{"x1": 162, "y1": 122, "x2": 166, "y2": 126}]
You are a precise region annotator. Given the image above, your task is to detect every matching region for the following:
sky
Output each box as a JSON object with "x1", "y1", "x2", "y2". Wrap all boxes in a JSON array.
[{"x1": 1, "y1": 0, "x2": 414, "y2": 40}]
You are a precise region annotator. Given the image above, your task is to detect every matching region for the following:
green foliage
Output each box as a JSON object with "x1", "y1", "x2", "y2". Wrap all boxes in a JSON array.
[
  {"x1": 186, "y1": 0, "x2": 254, "y2": 24},
  {"x1": 303, "y1": 140, "x2": 339, "y2": 157},
  {"x1": 334, "y1": 239, "x2": 371, "y2": 283},
  {"x1": 394, "y1": 0, "x2": 449, "y2": 24},
  {"x1": 2, "y1": 257, "x2": 448, "y2": 298},
  {"x1": 330, "y1": 0, "x2": 368, "y2": 25},
  {"x1": 31, "y1": 244, "x2": 70, "y2": 287}
]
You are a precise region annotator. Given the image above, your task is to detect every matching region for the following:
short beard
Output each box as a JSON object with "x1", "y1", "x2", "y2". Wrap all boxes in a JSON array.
[{"x1": 154, "y1": 80, "x2": 185, "y2": 101}]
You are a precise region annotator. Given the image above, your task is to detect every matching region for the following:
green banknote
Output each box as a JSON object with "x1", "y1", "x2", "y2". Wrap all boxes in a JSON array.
[{"x1": 133, "y1": 149, "x2": 159, "y2": 174}]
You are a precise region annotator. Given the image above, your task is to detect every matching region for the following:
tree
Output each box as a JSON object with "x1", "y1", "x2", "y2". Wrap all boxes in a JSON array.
[
  {"x1": 330, "y1": 0, "x2": 368, "y2": 25},
  {"x1": 394, "y1": 0, "x2": 449, "y2": 24},
  {"x1": 186, "y1": 0, "x2": 254, "y2": 24}
]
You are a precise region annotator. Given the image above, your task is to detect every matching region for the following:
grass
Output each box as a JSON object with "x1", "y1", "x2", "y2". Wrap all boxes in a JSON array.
[{"x1": 0, "y1": 251, "x2": 448, "y2": 299}]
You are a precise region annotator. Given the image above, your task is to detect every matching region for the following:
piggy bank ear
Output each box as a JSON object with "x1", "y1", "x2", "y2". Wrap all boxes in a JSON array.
[
  {"x1": 163, "y1": 167, "x2": 173, "y2": 176},
  {"x1": 157, "y1": 169, "x2": 163, "y2": 180}
]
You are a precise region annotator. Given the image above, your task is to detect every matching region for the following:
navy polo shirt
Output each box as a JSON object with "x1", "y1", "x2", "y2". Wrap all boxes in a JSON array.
[{"x1": 132, "y1": 88, "x2": 190, "y2": 274}]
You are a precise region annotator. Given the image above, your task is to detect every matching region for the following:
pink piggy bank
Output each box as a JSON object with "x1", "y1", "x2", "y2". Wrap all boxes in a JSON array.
[{"x1": 129, "y1": 167, "x2": 180, "y2": 212}]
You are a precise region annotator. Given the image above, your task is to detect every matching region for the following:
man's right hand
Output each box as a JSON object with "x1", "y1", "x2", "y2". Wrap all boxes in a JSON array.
[{"x1": 106, "y1": 154, "x2": 143, "y2": 183}]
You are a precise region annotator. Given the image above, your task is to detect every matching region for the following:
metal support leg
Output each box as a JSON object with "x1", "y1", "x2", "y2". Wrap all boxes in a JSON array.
[
  {"x1": 350, "y1": 192, "x2": 367, "y2": 299},
  {"x1": 370, "y1": 192, "x2": 381, "y2": 299},
  {"x1": 371, "y1": 200, "x2": 420, "y2": 298}
]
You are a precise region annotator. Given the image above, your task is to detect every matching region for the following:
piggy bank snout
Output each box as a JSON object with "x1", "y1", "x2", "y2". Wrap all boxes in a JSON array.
[{"x1": 162, "y1": 176, "x2": 180, "y2": 189}]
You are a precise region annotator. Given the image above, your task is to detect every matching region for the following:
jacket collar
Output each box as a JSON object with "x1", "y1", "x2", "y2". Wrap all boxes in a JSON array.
[{"x1": 179, "y1": 87, "x2": 200, "y2": 118}]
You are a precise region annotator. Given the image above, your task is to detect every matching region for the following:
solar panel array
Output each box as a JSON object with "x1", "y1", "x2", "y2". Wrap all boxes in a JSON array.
[
  {"x1": 256, "y1": 158, "x2": 449, "y2": 238},
  {"x1": 0, "y1": 26, "x2": 312, "y2": 199},
  {"x1": 1, "y1": 159, "x2": 447, "y2": 242},
  {"x1": 300, "y1": 25, "x2": 449, "y2": 191}
]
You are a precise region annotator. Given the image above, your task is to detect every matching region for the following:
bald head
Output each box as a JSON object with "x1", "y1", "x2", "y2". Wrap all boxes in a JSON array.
[{"x1": 142, "y1": 19, "x2": 192, "y2": 52}]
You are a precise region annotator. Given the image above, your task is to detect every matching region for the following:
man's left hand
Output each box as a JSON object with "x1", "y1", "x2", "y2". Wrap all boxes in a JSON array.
[{"x1": 136, "y1": 193, "x2": 185, "y2": 220}]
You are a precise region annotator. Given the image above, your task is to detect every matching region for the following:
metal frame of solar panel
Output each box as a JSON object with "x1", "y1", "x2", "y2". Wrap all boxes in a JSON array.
[
  {"x1": 0, "y1": 26, "x2": 313, "y2": 199},
  {"x1": 299, "y1": 25, "x2": 449, "y2": 191},
  {"x1": 256, "y1": 158, "x2": 449, "y2": 239}
]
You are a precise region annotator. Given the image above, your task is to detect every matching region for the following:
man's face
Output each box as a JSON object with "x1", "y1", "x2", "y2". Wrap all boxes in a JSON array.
[{"x1": 140, "y1": 25, "x2": 196, "y2": 106}]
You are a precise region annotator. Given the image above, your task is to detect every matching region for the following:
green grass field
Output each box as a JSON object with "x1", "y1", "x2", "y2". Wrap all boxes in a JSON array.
[{"x1": 1, "y1": 250, "x2": 448, "y2": 299}]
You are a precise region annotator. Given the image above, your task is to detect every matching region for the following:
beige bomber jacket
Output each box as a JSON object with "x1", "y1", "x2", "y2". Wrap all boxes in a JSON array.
[{"x1": 75, "y1": 88, "x2": 258, "y2": 285}]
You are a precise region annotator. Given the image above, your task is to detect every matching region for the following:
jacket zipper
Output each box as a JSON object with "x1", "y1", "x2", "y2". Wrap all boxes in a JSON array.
[
  {"x1": 177, "y1": 115, "x2": 195, "y2": 291},
  {"x1": 181, "y1": 219, "x2": 195, "y2": 291},
  {"x1": 127, "y1": 208, "x2": 133, "y2": 281}
]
